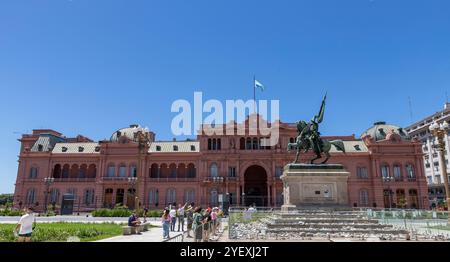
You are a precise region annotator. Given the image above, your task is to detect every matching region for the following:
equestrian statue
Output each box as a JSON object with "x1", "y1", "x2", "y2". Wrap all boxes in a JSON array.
[{"x1": 287, "y1": 93, "x2": 346, "y2": 164}]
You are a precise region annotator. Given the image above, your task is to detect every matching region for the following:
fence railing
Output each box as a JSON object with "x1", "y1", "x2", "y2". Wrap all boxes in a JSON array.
[
  {"x1": 162, "y1": 233, "x2": 184, "y2": 242},
  {"x1": 192, "y1": 218, "x2": 224, "y2": 242}
]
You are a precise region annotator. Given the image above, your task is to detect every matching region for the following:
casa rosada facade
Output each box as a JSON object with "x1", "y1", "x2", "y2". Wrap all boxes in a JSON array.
[{"x1": 13, "y1": 115, "x2": 429, "y2": 212}]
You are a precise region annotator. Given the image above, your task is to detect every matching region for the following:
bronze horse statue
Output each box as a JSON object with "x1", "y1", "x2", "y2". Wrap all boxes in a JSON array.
[
  {"x1": 288, "y1": 127, "x2": 345, "y2": 164},
  {"x1": 287, "y1": 93, "x2": 346, "y2": 164}
]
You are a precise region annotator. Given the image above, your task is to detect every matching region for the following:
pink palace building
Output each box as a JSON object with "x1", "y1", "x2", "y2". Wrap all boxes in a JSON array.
[{"x1": 13, "y1": 115, "x2": 429, "y2": 213}]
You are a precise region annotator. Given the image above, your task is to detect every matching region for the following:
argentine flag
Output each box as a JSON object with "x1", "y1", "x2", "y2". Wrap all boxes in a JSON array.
[{"x1": 254, "y1": 79, "x2": 265, "y2": 91}]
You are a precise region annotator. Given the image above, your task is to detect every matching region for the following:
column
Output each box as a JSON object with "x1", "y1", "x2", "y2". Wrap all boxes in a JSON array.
[
  {"x1": 267, "y1": 183, "x2": 271, "y2": 207},
  {"x1": 272, "y1": 185, "x2": 276, "y2": 207},
  {"x1": 427, "y1": 137, "x2": 437, "y2": 183},
  {"x1": 237, "y1": 183, "x2": 241, "y2": 206}
]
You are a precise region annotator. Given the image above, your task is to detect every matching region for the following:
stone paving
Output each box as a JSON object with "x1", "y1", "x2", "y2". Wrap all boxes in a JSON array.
[{"x1": 96, "y1": 226, "x2": 187, "y2": 242}]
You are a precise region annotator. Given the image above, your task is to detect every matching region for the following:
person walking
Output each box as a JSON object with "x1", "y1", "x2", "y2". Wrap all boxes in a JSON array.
[
  {"x1": 177, "y1": 203, "x2": 187, "y2": 232},
  {"x1": 192, "y1": 207, "x2": 203, "y2": 242},
  {"x1": 161, "y1": 209, "x2": 171, "y2": 239},
  {"x1": 169, "y1": 205, "x2": 177, "y2": 231},
  {"x1": 15, "y1": 207, "x2": 35, "y2": 242}
]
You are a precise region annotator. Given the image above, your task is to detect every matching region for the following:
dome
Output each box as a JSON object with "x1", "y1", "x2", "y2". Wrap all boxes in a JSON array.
[
  {"x1": 110, "y1": 124, "x2": 150, "y2": 142},
  {"x1": 361, "y1": 121, "x2": 410, "y2": 141}
]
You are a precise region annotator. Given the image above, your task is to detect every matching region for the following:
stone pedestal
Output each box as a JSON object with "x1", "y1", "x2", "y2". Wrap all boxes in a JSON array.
[{"x1": 281, "y1": 164, "x2": 349, "y2": 211}]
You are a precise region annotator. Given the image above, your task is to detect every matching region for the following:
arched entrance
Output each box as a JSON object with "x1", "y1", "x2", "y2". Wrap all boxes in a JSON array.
[{"x1": 244, "y1": 165, "x2": 268, "y2": 207}]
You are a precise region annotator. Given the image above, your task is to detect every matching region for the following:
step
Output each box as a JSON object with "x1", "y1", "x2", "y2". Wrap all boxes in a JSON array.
[
  {"x1": 266, "y1": 223, "x2": 394, "y2": 229},
  {"x1": 267, "y1": 218, "x2": 380, "y2": 224},
  {"x1": 266, "y1": 228, "x2": 408, "y2": 235}
]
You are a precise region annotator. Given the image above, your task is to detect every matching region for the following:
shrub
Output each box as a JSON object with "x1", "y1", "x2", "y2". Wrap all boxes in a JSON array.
[{"x1": 0, "y1": 208, "x2": 23, "y2": 216}]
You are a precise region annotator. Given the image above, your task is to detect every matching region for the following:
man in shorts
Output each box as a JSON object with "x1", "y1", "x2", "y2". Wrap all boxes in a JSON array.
[{"x1": 15, "y1": 207, "x2": 35, "y2": 242}]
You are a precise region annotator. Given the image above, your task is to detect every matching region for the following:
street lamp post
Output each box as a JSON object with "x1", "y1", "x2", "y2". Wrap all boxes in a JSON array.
[
  {"x1": 429, "y1": 121, "x2": 450, "y2": 224},
  {"x1": 43, "y1": 177, "x2": 55, "y2": 214},
  {"x1": 383, "y1": 176, "x2": 393, "y2": 209}
]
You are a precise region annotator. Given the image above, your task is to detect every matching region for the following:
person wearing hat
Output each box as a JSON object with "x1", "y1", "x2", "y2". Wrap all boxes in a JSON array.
[
  {"x1": 185, "y1": 202, "x2": 195, "y2": 238},
  {"x1": 15, "y1": 207, "x2": 35, "y2": 242}
]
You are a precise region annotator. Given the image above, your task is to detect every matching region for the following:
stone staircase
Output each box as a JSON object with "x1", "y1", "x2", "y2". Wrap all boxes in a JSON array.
[{"x1": 263, "y1": 210, "x2": 409, "y2": 239}]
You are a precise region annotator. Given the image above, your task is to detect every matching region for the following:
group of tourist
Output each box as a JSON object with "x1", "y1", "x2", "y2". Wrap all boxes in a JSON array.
[{"x1": 161, "y1": 203, "x2": 223, "y2": 241}]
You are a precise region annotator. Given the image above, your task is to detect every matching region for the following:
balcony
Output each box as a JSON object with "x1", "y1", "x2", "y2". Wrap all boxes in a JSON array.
[
  {"x1": 53, "y1": 178, "x2": 96, "y2": 183},
  {"x1": 148, "y1": 177, "x2": 198, "y2": 182},
  {"x1": 227, "y1": 177, "x2": 238, "y2": 182},
  {"x1": 102, "y1": 177, "x2": 129, "y2": 182},
  {"x1": 394, "y1": 176, "x2": 403, "y2": 182},
  {"x1": 407, "y1": 177, "x2": 417, "y2": 182},
  {"x1": 203, "y1": 176, "x2": 225, "y2": 183}
]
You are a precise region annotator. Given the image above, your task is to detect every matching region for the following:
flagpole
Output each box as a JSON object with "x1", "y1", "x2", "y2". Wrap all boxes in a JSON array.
[{"x1": 253, "y1": 75, "x2": 256, "y2": 114}]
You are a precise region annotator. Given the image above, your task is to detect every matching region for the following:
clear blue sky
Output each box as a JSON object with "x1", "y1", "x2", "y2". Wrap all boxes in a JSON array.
[{"x1": 1, "y1": 0, "x2": 449, "y2": 193}]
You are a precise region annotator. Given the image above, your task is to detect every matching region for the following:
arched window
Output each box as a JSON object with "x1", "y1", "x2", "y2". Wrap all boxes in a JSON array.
[
  {"x1": 252, "y1": 137, "x2": 258, "y2": 150},
  {"x1": 53, "y1": 164, "x2": 61, "y2": 178},
  {"x1": 396, "y1": 189, "x2": 406, "y2": 208},
  {"x1": 166, "y1": 188, "x2": 176, "y2": 205},
  {"x1": 26, "y1": 188, "x2": 36, "y2": 205},
  {"x1": 104, "y1": 188, "x2": 113, "y2": 208},
  {"x1": 409, "y1": 189, "x2": 418, "y2": 209},
  {"x1": 150, "y1": 164, "x2": 159, "y2": 178},
  {"x1": 129, "y1": 164, "x2": 137, "y2": 177},
  {"x1": 210, "y1": 189, "x2": 218, "y2": 206},
  {"x1": 406, "y1": 164, "x2": 415, "y2": 179},
  {"x1": 62, "y1": 164, "x2": 70, "y2": 178},
  {"x1": 115, "y1": 189, "x2": 125, "y2": 206},
  {"x1": 119, "y1": 164, "x2": 127, "y2": 177},
  {"x1": 356, "y1": 167, "x2": 368, "y2": 179},
  {"x1": 212, "y1": 139, "x2": 217, "y2": 150},
  {"x1": 217, "y1": 139, "x2": 221, "y2": 150},
  {"x1": 240, "y1": 137, "x2": 245, "y2": 150},
  {"x1": 169, "y1": 163, "x2": 177, "y2": 178},
  {"x1": 50, "y1": 188, "x2": 60, "y2": 204},
  {"x1": 380, "y1": 164, "x2": 390, "y2": 178},
  {"x1": 208, "y1": 139, "x2": 212, "y2": 150},
  {"x1": 187, "y1": 163, "x2": 196, "y2": 178},
  {"x1": 107, "y1": 164, "x2": 115, "y2": 177},
  {"x1": 359, "y1": 189, "x2": 369, "y2": 206},
  {"x1": 393, "y1": 164, "x2": 402, "y2": 180},
  {"x1": 210, "y1": 163, "x2": 218, "y2": 177},
  {"x1": 83, "y1": 188, "x2": 95, "y2": 206},
  {"x1": 149, "y1": 188, "x2": 159, "y2": 207},
  {"x1": 79, "y1": 164, "x2": 87, "y2": 178},
  {"x1": 246, "y1": 137, "x2": 252, "y2": 150},
  {"x1": 29, "y1": 167, "x2": 38, "y2": 179},
  {"x1": 184, "y1": 189, "x2": 195, "y2": 203},
  {"x1": 289, "y1": 137, "x2": 295, "y2": 143}
]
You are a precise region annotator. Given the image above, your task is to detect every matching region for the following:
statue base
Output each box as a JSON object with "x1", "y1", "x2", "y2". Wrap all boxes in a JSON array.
[{"x1": 280, "y1": 163, "x2": 350, "y2": 209}]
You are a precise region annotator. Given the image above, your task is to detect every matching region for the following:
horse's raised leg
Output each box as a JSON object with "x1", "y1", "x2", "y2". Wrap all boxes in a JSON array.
[
  {"x1": 321, "y1": 152, "x2": 330, "y2": 164},
  {"x1": 310, "y1": 153, "x2": 321, "y2": 164}
]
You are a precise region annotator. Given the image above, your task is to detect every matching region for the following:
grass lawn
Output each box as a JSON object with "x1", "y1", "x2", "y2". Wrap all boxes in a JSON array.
[
  {"x1": 0, "y1": 222, "x2": 123, "y2": 242},
  {"x1": 428, "y1": 225, "x2": 450, "y2": 231}
]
